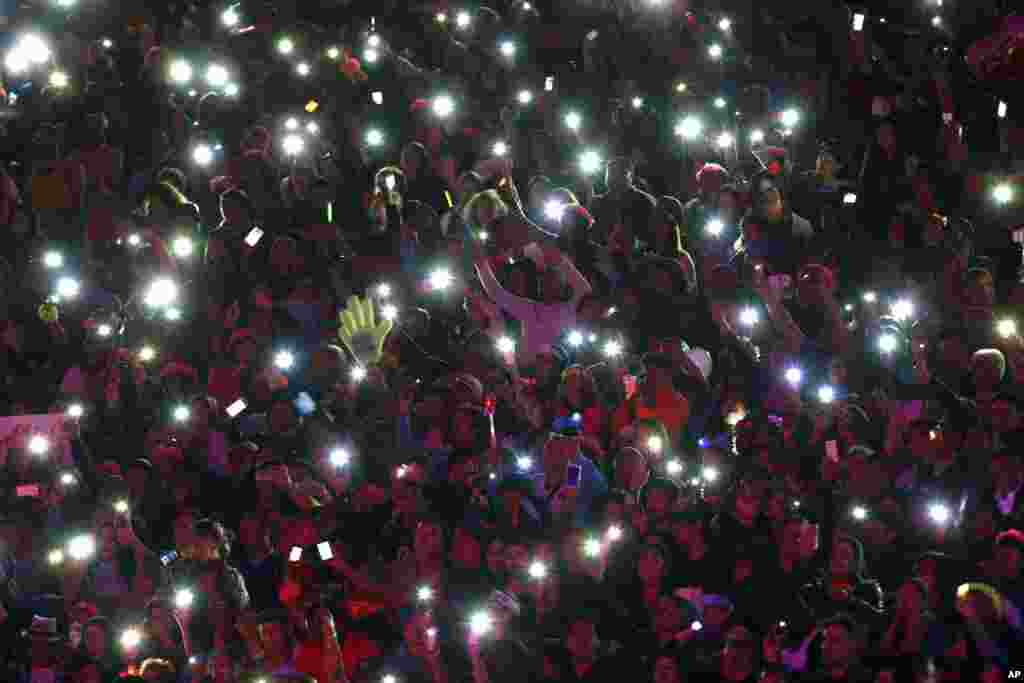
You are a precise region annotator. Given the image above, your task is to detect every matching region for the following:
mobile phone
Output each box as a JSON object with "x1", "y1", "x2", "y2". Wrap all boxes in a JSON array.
[
  {"x1": 825, "y1": 440, "x2": 840, "y2": 464},
  {"x1": 1012, "y1": 227, "x2": 1024, "y2": 244},
  {"x1": 244, "y1": 227, "x2": 264, "y2": 247},
  {"x1": 544, "y1": 76, "x2": 554, "y2": 91},
  {"x1": 317, "y1": 541, "x2": 334, "y2": 561},
  {"x1": 852, "y1": 13, "x2": 865, "y2": 31},
  {"x1": 160, "y1": 550, "x2": 179, "y2": 566},
  {"x1": 566, "y1": 464, "x2": 582, "y2": 488},
  {"x1": 16, "y1": 484, "x2": 40, "y2": 497},
  {"x1": 226, "y1": 399, "x2": 247, "y2": 417},
  {"x1": 622, "y1": 374, "x2": 638, "y2": 400},
  {"x1": 289, "y1": 546, "x2": 303, "y2": 562}
]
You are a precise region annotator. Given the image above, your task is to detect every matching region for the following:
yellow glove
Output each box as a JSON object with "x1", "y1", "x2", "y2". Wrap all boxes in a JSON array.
[{"x1": 338, "y1": 295, "x2": 392, "y2": 367}]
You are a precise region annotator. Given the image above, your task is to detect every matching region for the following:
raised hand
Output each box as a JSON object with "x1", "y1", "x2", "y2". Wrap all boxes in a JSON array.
[{"x1": 338, "y1": 295, "x2": 393, "y2": 367}]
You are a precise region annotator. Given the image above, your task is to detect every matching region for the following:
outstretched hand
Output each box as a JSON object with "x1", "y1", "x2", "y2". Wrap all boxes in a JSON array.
[{"x1": 338, "y1": 295, "x2": 393, "y2": 367}]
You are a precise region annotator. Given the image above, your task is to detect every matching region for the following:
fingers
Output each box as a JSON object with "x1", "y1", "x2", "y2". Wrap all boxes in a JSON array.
[
  {"x1": 361, "y1": 297, "x2": 376, "y2": 329},
  {"x1": 339, "y1": 310, "x2": 357, "y2": 339}
]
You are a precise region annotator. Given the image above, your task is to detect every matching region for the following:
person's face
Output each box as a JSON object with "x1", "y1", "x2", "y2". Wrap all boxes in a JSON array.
[
  {"x1": 452, "y1": 528, "x2": 481, "y2": 569},
  {"x1": 415, "y1": 522, "x2": 444, "y2": 560},
  {"x1": 404, "y1": 610, "x2": 438, "y2": 659},
  {"x1": 566, "y1": 620, "x2": 596, "y2": 659},
  {"x1": 477, "y1": 203, "x2": 498, "y2": 229},
  {"x1": 544, "y1": 437, "x2": 577, "y2": 482},
  {"x1": 221, "y1": 198, "x2": 249, "y2": 225},
  {"x1": 734, "y1": 481, "x2": 762, "y2": 522},
  {"x1": 605, "y1": 163, "x2": 631, "y2": 192},
  {"x1": 966, "y1": 274, "x2": 995, "y2": 308},
  {"x1": 126, "y1": 466, "x2": 148, "y2": 496},
  {"x1": 84, "y1": 624, "x2": 106, "y2": 660},
  {"x1": 995, "y1": 545, "x2": 1022, "y2": 580},
  {"x1": 402, "y1": 148, "x2": 422, "y2": 179},
  {"x1": 971, "y1": 354, "x2": 1003, "y2": 390},
  {"x1": 760, "y1": 185, "x2": 783, "y2": 221},
  {"x1": 831, "y1": 540, "x2": 856, "y2": 577},
  {"x1": 653, "y1": 656, "x2": 680, "y2": 683},
  {"x1": 616, "y1": 450, "x2": 649, "y2": 491},
  {"x1": 638, "y1": 547, "x2": 666, "y2": 584},
  {"x1": 796, "y1": 268, "x2": 831, "y2": 308},
  {"x1": 654, "y1": 595, "x2": 683, "y2": 635},
  {"x1": 457, "y1": 176, "x2": 482, "y2": 203},
  {"x1": 259, "y1": 621, "x2": 288, "y2": 657},
  {"x1": 486, "y1": 540, "x2": 505, "y2": 574},
  {"x1": 821, "y1": 623, "x2": 855, "y2": 667},
  {"x1": 504, "y1": 543, "x2": 530, "y2": 574}
]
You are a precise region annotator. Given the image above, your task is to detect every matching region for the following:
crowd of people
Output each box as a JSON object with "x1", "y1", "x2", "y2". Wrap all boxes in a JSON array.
[{"x1": 1, "y1": 0, "x2": 1023, "y2": 681}]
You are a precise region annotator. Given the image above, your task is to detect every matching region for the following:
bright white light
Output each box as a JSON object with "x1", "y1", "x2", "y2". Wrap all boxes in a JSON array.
[
  {"x1": 517, "y1": 90, "x2": 533, "y2": 105},
  {"x1": 862, "y1": 291, "x2": 877, "y2": 303},
  {"x1": 188, "y1": 89, "x2": 198, "y2": 98},
  {"x1": 666, "y1": 459, "x2": 683, "y2": 476},
  {"x1": 115, "y1": 499, "x2": 129, "y2": 515},
  {"x1": 528, "y1": 561, "x2": 547, "y2": 579},
  {"x1": 126, "y1": 233, "x2": 142, "y2": 247},
  {"x1": 366, "y1": 129, "x2": 384, "y2": 147},
  {"x1": 517, "y1": 456, "x2": 533, "y2": 470},
  {"x1": 21, "y1": 35, "x2": 51, "y2": 65},
  {"x1": 718, "y1": 17, "x2": 732, "y2": 31},
  {"x1": 285, "y1": 117, "x2": 299, "y2": 131},
  {"x1": 222, "y1": 8, "x2": 240, "y2": 26},
  {"x1": 579, "y1": 149, "x2": 602, "y2": 175},
  {"x1": 120, "y1": 628, "x2": 142, "y2": 649},
  {"x1": 382, "y1": 676, "x2": 397, "y2": 683},
  {"x1": 48, "y1": 549, "x2": 64, "y2": 565},
  {"x1": 327, "y1": 46, "x2": 341, "y2": 60},
  {"x1": 993, "y1": 183, "x2": 1014, "y2": 205},
  {"x1": 174, "y1": 588, "x2": 195, "y2": 609},
  {"x1": 436, "y1": 12, "x2": 447, "y2": 23},
  {"x1": 843, "y1": 193, "x2": 858, "y2": 205},
  {"x1": 817, "y1": 385, "x2": 835, "y2": 404},
  {"x1": 5, "y1": 51, "x2": 28, "y2": 74},
  {"x1": 713, "y1": 97, "x2": 726, "y2": 109},
  {"x1": 97, "y1": 324, "x2": 112, "y2": 338},
  {"x1": 677, "y1": 116, "x2": 702, "y2": 140},
  {"x1": 500, "y1": 41, "x2": 516, "y2": 57},
  {"x1": 192, "y1": 144, "x2": 213, "y2": 166},
  {"x1": 632, "y1": 96, "x2": 643, "y2": 109},
  {"x1": 588, "y1": 334, "x2": 597, "y2": 343},
  {"x1": 430, "y1": 268, "x2": 454, "y2": 290},
  {"x1": 691, "y1": 621, "x2": 703, "y2": 631},
  {"x1": 928, "y1": 502, "x2": 950, "y2": 525},
  {"x1": 456, "y1": 11, "x2": 472, "y2": 28},
  {"x1": 367, "y1": 34, "x2": 381, "y2": 48},
  {"x1": 497, "y1": 336, "x2": 516, "y2": 353},
  {"x1": 330, "y1": 449, "x2": 350, "y2": 467},
  {"x1": 493, "y1": 141, "x2": 508, "y2": 157},
  {"x1": 351, "y1": 365, "x2": 367, "y2": 382},
  {"x1": 277, "y1": 37, "x2": 295, "y2": 55},
  {"x1": 606, "y1": 525, "x2": 623, "y2": 542},
  {"x1": 275, "y1": 350, "x2": 296, "y2": 371},
  {"x1": 931, "y1": 16, "x2": 942, "y2": 27},
  {"x1": 67, "y1": 404, "x2": 83, "y2": 419},
  {"x1": 851, "y1": 506, "x2": 868, "y2": 521},
  {"x1": 376, "y1": 283, "x2": 392, "y2": 299},
  {"x1": 282, "y1": 134, "x2": 305, "y2": 156},
  {"x1": 44, "y1": 251, "x2": 63, "y2": 268},
  {"x1": 702, "y1": 466, "x2": 719, "y2": 483},
  {"x1": 296, "y1": 61, "x2": 312, "y2": 76},
  {"x1": 567, "y1": 330, "x2": 584, "y2": 347},
  {"x1": 647, "y1": 436, "x2": 663, "y2": 453},
  {"x1": 206, "y1": 64, "x2": 229, "y2": 87},
  {"x1": 997, "y1": 319, "x2": 1017, "y2": 338},
  {"x1": 363, "y1": 49, "x2": 378, "y2": 64},
  {"x1": 138, "y1": 346, "x2": 156, "y2": 362},
  {"x1": 890, "y1": 299, "x2": 914, "y2": 322},
  {"x1": 470, "y1": 611, "x2": 492, "y2": 635},
  {"x1": 60, "y1": 471, "x2": 76, "y2": 486},
  {"x1": 432, "y1": 94, "x2": 455, "y2": 118},
  {"x1": 583, "y1": 538, "x2": 602, "y2": 557},
  {"x1": 853, "y1": 13, "x2": 865, "y2": 31},
  {"x1": 173, "y1": 237, "x2": 194, "y2": 258},
  {"x1": 708, "y1": 43, "x2": 723, "y2": 59},
  {"x1": 998, "y1": 101, "x2": 1007, "y2": 119},
  {"x1": 417, "y1": 586, "x2": 434, "y2": 602},
  {"x1": 603, "y1": 339, "x2": 623, "y2": 358},
  {"x1": 381, "y1": 304, "x2": 398, "y2": 321},
  {"x1": 544, "y1": 200, "x2": 566, "y2": 221},
  {"x1": 785, "y1": 367, "x2": 803, "y2": 386},
  {"x1": 224, "y1": 83, "x2": 239, "y2": 97},
  {"x1": 878, "y1": 334, "x2": 899, "y2": 354},
  {"x1": 173, "y1": 405, "x2": 190, "y2": 422},
  {"x1": 29, "y1": 435, "x2": 50, "y2": 455},
  {"x1": 304, "y1": 121, "x2": 319, "y2": 136},
  {"x1": 706, "y1": 219, "x2": 724, "y2": 236},
  {"x1": 101, "y1": 39, "x2": 113, "y2": 49},
  {"x1": 739, "y1": 307, "x2": 759, "y2": 326},
  {"x1": 49, "y1": 71, "x2": 69, "y2": 88},
  {"x1": 145, "y1": 278, "x2": 178, "y2": 308},
  {"x1": 716, "y1": 132, "x2": 734, "y2": 149},
  {"x1": 165, "y1": 307, "x2": 182, "y2": 322},
  {"x1": 749, "y1": 129, "x2": 765, "y2": 144},
  {"x1": 169, "y1": 59, "x2": 192, "y2": 84},
  {"x1": 676, "y1": 82, "x2": 687, "y2": 93},
  {"x1": 67, "y1": 534, "x2": 95, "y2": 561},
  {"x1": 564, "y1": 111, "x2": 582, "y2": 131},
  {"x1": 781, "y1": 109, "x2": 800, "y2": 128}
]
